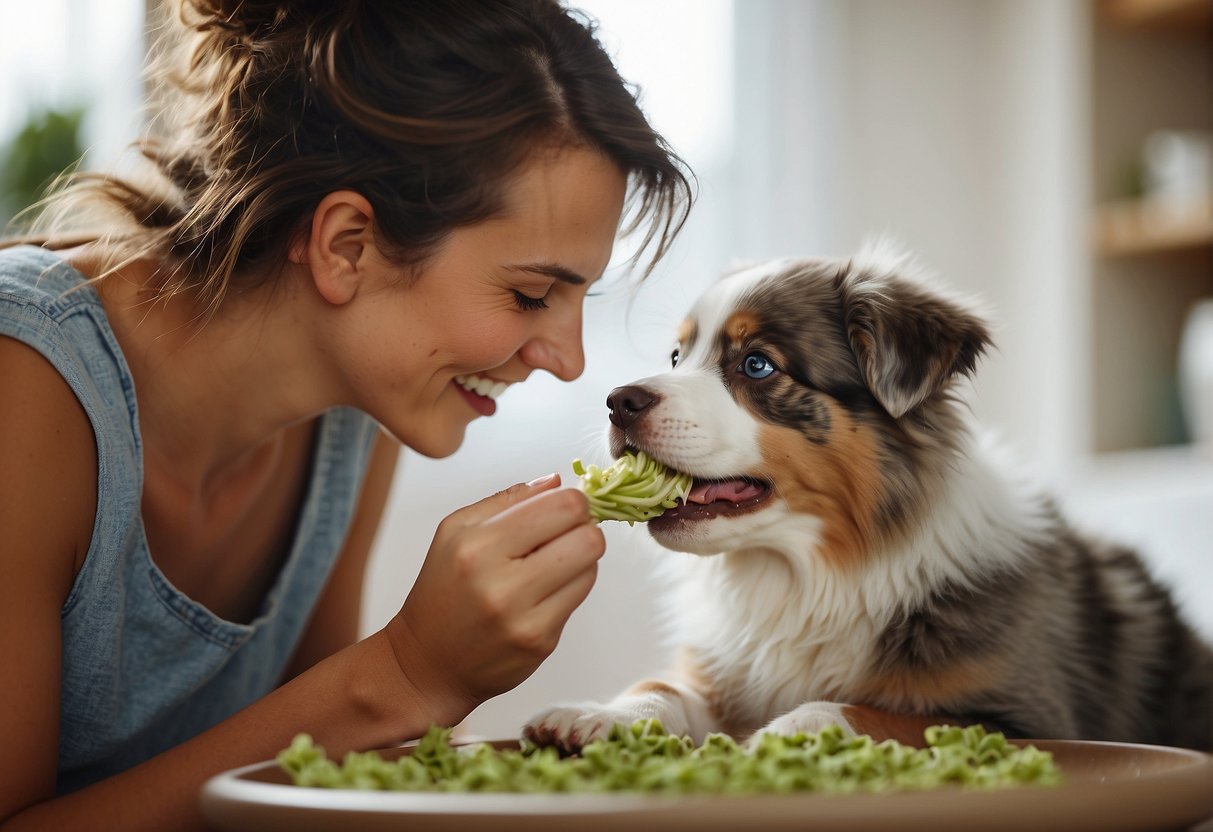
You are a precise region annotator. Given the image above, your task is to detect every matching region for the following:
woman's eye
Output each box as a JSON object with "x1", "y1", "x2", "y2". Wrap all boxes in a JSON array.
[
  {"x1": 513, "y1": 291, "x2": 549, "y2": 311},
  {"x1": 739, "y1": 352, "x2": 776, "y2": 379},
  {"x1": 670, "y1": 348, "x2": 680, "y2": 368}
]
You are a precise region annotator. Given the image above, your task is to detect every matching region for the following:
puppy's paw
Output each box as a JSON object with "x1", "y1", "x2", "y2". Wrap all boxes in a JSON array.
[
  {"x1": 522, "y1": 704, "x2": 643, "y2": 754},
  {"x1": 749, "y1": 701, "x2": 857, "y2": 747}
]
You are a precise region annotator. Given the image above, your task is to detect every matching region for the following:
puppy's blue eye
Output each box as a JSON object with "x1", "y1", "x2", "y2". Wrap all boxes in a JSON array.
[{"x1": 740, "y1": 353, "x2": 776, "y2": 379}]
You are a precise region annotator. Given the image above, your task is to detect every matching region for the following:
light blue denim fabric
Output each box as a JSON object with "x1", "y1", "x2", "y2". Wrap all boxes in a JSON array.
[{"x1": 0, "y1": 245, "x2": 380, "y2": 794}]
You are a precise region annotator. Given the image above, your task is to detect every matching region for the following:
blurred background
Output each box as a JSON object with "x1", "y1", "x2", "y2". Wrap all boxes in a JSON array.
[{"x1": 3, "y1": 0, "x2": 1210, "y2": 739}]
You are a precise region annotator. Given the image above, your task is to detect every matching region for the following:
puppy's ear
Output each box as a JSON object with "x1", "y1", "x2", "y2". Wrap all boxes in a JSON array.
[{"x1": 841, "y1": 268, "x2": 990, "y2": 419}]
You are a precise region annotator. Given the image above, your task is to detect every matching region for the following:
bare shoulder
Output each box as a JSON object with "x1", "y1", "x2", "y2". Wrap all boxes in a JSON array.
[{"x1": 0, "y1": 334, "x2": 98, "y2": 592}]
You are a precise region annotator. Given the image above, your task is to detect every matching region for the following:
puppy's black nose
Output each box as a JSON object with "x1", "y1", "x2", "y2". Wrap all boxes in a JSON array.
[{"x1": 607, "y1": 385, "x2": 657, "y2": 430}]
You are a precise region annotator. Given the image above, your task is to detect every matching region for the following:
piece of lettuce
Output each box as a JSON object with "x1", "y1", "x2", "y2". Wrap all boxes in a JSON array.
[{"x1": 573, "y1": 451, "x2": 692, "y2": 524}]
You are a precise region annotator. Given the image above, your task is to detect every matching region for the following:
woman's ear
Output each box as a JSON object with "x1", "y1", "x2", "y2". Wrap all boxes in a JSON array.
[{"x1": 304, "y1": 191, "x2": 377, "y2": 306}]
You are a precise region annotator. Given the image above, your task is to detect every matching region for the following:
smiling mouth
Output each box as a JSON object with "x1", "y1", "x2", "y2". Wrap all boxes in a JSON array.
[
  {"x1": 453, "y1": 373, "x2": 513, "y2": 418},
  {"x1": 455, "y1": 373, "x2": 511, "y2": 400}
]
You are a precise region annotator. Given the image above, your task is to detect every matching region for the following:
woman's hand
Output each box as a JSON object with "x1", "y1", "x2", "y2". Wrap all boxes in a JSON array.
[{"x1": 383, "y1": 474, "x2": 605, "y2": 727}]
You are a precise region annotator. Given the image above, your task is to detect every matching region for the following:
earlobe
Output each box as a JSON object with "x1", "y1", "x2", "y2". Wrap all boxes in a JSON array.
[{"x1": 306, "y1": 190, "x2": 377, "y2": 306}]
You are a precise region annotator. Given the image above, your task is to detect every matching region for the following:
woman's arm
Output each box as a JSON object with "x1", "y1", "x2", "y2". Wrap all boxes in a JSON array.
[
  {"x1": 0, "y1": 337, "x2": 95, "y2": 821},
  {"x1": 279, "y1": 430, "x2": 401, "y2": 681},
  {"x1": 4, "y1": 632, "x2": 429, "y2": 831}
]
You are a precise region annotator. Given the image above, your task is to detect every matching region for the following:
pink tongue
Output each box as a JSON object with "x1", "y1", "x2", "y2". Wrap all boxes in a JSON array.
[{"x1": 686, "y1": 479, "x2": 765, "y2": 505}]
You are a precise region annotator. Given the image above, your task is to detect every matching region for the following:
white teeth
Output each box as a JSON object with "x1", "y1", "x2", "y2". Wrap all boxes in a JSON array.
[{"x1": 455, "y1": 373, "x2": 510, "y2": 400}]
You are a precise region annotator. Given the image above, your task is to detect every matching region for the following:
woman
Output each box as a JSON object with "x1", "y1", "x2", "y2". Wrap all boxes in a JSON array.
[{"x1": 0, "y1": 1, "x2": 691, "y2": 828}]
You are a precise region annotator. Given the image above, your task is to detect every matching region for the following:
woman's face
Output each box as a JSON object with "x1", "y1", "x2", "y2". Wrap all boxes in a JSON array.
[{"x1": 340, "y1": 146, "x2": 628, "y2": 458}]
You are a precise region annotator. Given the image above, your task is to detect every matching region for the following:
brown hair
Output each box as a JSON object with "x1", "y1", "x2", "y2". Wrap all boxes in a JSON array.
[{"x1": 9, "y1": 0, "x2": 692, "y2": 311}]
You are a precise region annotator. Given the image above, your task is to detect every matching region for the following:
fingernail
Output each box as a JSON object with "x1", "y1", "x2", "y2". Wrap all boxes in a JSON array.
[{"x1": 527, "y1": 473, "x2": 559, "y2": 487}]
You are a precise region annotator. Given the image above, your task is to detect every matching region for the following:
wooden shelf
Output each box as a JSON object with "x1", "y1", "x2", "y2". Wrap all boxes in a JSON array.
[
  {"x1": 1098, "y1": 0, "x2": 1213, "y2": 32},
  {"x1": 1093, "y1": 197, "x2": 1213, "y2": 256}
]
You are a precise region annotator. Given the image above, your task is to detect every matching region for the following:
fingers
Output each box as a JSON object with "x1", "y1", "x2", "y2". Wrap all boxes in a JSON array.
[
  {"x1": 507, "y1": 520, "x2": 605, "y2": 604},
  {"x1": 528, "y1": 559, "x2": 599, "y2": 640},
  {"x1": 484, "y1": 487, "x2": 595, "y2": 559},
  {"x1": 445, "y1": 473, "x2": 562, "y2": 529},
  {"x1": 494, "y1": 557, "x2": 599, "y2": 672}
]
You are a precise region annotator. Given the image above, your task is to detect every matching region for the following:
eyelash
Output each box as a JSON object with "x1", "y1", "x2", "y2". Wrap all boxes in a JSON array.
[{"x1": 512, "y1": 291, "x2": 549, "y2": 311}]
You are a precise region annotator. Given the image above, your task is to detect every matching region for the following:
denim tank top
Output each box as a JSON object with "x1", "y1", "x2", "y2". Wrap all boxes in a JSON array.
[{"x1": 0, "y1": 246, "x2": 380, "y2": 793}]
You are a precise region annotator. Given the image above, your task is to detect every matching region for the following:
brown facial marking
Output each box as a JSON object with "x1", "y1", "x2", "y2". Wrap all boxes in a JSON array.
[
  {"x1": 723, "y1": 310, "x2": 760, "y2": 347},
  {"x1": 756, "y1": 404, "x2": 885, "y2": 570},
  {"x1": 677, "y1": 317, "x2": 696, "y2": 348}
]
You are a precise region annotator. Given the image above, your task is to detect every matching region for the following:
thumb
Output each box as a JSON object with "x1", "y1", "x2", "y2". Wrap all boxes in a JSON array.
[{"x1": 451, "y1": 472, "x2": 563, "y2": 527}]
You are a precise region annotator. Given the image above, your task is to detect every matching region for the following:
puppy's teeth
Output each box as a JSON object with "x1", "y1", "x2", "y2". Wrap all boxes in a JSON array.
[
  {"x1": 490, "y1": 381, "x2": 508, "y2": 399},
  {"x1": 474, "y1": 378, "x2": 493, "y2": 396},
  {"x1": 455, "y1": 375, "x2": 466, "y2": 385}
]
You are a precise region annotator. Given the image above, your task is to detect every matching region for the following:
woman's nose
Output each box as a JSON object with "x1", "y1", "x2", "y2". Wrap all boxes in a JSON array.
[{"x1": 522, "y1": 313, "x2": 585, "y2": 382}]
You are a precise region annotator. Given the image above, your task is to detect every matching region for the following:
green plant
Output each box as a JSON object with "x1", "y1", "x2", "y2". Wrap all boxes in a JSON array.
[{"x1": 0, "y1": 106, "x2": 86, "y2": 227}]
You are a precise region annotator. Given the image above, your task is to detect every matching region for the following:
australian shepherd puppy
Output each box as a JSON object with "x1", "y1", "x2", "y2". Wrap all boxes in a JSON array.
[{"x1": 524, "y1": 246, "x2": 1213, "y2": 752}]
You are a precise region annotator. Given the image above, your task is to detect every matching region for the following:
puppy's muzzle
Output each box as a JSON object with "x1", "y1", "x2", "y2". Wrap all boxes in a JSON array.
[{"x1": 606, "y1": 385, "x2": 660, "y2": 430}]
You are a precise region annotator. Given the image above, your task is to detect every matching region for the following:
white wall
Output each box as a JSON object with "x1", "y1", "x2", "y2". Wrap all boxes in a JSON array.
[{"x1": 732, "y1": 0, "x2": 1091, "y2": 476}]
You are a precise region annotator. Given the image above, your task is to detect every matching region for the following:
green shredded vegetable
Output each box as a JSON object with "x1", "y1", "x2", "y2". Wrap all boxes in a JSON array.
[
  {"x1": 277, "y1": 719, "x2": 1062, "y2": 794},
  {"x1": 573, "y1": 451, "x2": 693, "y2": 524}
]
